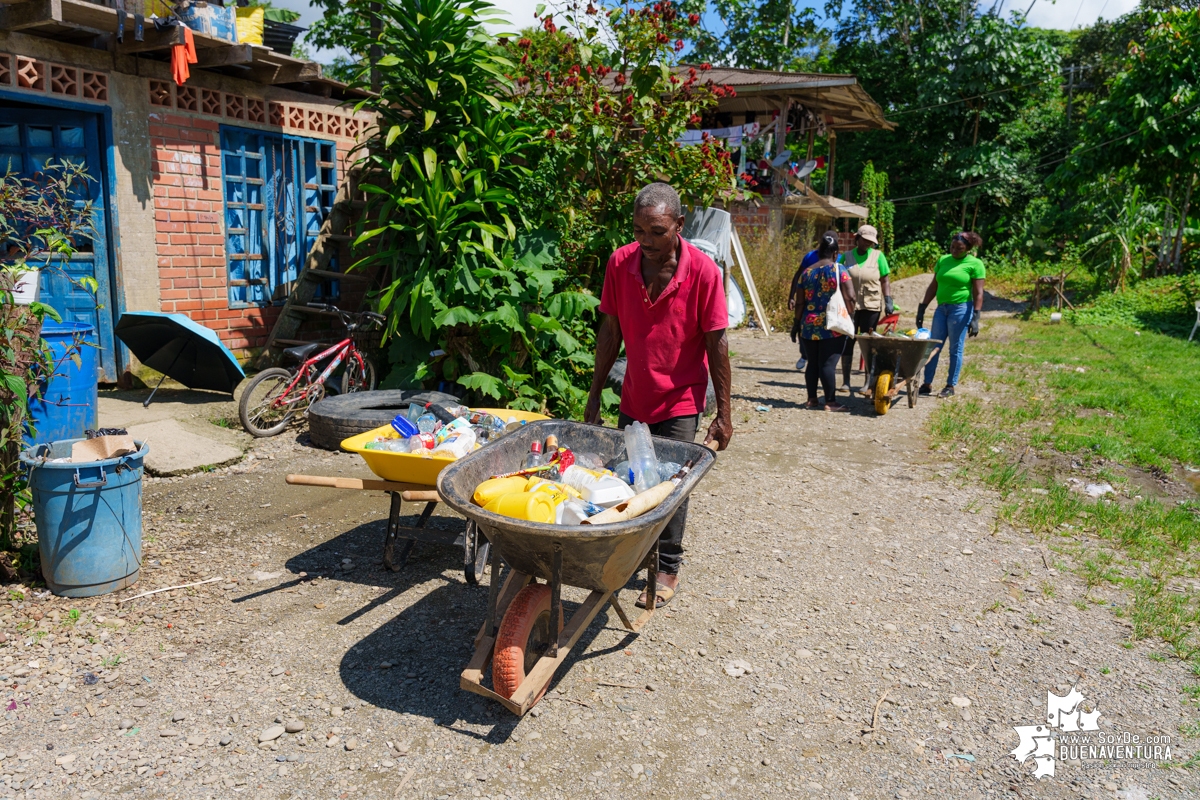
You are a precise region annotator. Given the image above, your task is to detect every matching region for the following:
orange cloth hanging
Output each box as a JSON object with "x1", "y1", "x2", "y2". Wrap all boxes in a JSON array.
[{"x1": 171, "y1": 27, "x2": 198, "y2": 87}]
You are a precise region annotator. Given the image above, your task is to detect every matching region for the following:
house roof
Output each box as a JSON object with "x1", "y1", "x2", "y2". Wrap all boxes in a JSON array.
[{"x1": 685, "y1": 65, "x2": 894, "y2": 132}]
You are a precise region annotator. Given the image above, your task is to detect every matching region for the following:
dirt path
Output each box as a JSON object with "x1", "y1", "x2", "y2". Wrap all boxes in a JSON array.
[{"x1": 1, "y1": 322, "x2": 1196, "y2": 800}]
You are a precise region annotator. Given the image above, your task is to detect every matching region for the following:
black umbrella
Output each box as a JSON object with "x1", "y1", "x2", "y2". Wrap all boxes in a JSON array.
[{"x1": 115, "y1": 312, "x2": 246, "y2": 407}]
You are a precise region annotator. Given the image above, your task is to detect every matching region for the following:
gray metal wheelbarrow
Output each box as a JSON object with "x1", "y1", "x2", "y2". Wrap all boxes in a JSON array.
[
  {"x1": 437, "y1": 420, "x2": 715, "y2": 715},
  {"x1": 857, "y1": 335, "x2": 944, "y2": 415}
]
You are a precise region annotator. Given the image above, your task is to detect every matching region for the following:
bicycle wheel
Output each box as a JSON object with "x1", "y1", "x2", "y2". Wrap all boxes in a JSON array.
[
  {"x1": 239, "y1": 368, "x2": 297, "y2": 437},
  {"x1": 340, "y1": 353, "x2": 377, "y2": 394}
]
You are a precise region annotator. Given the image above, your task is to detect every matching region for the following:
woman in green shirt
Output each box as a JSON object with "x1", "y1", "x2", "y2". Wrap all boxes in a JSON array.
[{"x1": 915, "y1": 232, "x2": 985, "y2": 398}]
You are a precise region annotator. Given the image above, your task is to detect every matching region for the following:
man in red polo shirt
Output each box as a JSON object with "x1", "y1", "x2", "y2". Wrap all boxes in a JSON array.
[{"x1": 584, "y1": 182, "x2": 733, "y2": 609}]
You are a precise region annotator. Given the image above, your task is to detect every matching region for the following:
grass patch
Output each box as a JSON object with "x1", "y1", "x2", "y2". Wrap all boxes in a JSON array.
[
  {"x1": 928, "y1": 315, "x2": 1200, "y2": 670},
  {"x1": 970, "y1": 321, "x2": 1200, "y2": 472}
]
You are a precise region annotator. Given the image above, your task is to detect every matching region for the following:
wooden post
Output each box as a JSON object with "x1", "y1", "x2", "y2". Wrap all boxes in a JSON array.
[
  {"x1": 804, "y1": 128, "x2": 815, "y2": 189},
  {"x1": 825, "y1": 132, "x2": 837, "y2": 197},
  {"x1": 773, "y1": 100, "x2": 790, "y2": 196}
]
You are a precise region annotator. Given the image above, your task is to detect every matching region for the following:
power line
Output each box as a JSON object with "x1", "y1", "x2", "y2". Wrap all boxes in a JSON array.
[{"x1": 885, "y1": 100, "x2": 1200, "y2": 204}]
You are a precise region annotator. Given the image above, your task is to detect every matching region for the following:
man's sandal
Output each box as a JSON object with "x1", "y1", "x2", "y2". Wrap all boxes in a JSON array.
[{"x1": 635, "y1": 584, "x2": 676, "y2": 609}]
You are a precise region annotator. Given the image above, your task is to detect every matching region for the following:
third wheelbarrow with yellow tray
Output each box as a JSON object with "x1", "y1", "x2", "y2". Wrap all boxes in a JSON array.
[{"x1": 856, "y1": 334, "x2": 944, "y2": 415}]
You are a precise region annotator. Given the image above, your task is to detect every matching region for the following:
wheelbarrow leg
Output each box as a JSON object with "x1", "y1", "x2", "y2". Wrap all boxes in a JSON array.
[
  {"x1": 463, "y1": 520, "x2": 491, "y2": 587},
  {"x1": 382, "y1": 492, "x2": 414, "y2": 573},
  {"x1": 633, "y1": 542, "x2": 659, "y2": 632},
  {"x1": 548, "y1": 543, "x2": 563, "y2": 659}
]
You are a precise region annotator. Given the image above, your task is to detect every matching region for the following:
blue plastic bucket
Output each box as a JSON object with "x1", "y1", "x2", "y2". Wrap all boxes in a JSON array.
[
  {"x1": 20, "y1": 439, "x2": 148, "y2": 598},
  {"x1": 25, "y1": 322, "x2": 99, "y2": 446}
]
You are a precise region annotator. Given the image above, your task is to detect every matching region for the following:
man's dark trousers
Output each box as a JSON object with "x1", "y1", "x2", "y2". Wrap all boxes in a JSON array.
[{"x1": 616, "y1": 412, "x2": 699, "y2": 575}]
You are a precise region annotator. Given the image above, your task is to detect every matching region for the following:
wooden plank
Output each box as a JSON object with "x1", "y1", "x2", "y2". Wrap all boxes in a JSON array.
[
  {"x1": 303, "y1": 268, "x2": 368, "y2": 282},
  {"x1": 284, "y1": 474, "x2": 428, "y2": 494},
  {"x1": 117, "y1": 25, "x2": 182, "y2": 54},
  {"x1": 508, "y1": 589, "x2": 613, "y2": 712},
  {"x1": 0, "y1": 0, "x2": 61, "y2": 30},
  {"x1": 195, "y1": 43, "x2": 254, "y2": 69},
  {"x1": 730, "y1": 226, "x2": 770, "y2": 338}
]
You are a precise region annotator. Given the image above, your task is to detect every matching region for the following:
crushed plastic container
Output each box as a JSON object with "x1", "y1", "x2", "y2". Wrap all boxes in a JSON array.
[{"x1": 20, "y1": 438, "x2": 148, "y2": 597}]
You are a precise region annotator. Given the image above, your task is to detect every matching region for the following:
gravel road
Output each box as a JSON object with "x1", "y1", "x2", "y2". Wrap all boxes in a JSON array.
[{"x1": 2, "y1": 311, "x2": 1197, "y2": 799}]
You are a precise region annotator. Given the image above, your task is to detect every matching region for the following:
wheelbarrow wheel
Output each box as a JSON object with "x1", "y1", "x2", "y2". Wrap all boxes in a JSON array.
[
  {"x1": 493, "y1": 584, "x2": 562, "y2": 703},
  {"x1": 463, "y1": 520, "x2": 490, "y2": 586},
  {"x1": 874, "y1": 372, "x2": 893, "y2": 416}
]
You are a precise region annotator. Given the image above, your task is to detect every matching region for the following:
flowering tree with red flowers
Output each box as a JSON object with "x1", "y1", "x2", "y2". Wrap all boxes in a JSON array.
[{"x1": 506, "y1": 1, "x2": 743, "y2": 282}]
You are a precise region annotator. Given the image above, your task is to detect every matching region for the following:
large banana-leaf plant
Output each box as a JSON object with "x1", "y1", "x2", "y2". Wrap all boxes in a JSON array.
[{"x1": 345, "y1": 0, "x2": 603, "y2": 413}]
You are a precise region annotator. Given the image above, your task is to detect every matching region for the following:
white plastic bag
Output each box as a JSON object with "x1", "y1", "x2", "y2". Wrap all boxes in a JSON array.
[{"x1": 824, "y1": 265, "x2": 856, "y2": 337}]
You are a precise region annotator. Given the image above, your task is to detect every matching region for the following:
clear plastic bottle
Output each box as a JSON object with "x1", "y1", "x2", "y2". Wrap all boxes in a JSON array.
[
  {"x1": 405, "y1": 403, "x2": 424, "y2": 423},
  {"x1": 416, "y1": 413, "x2": 438, "y2": 434},
  {"x1": 521, "y1": 440, "x2": 544, "y2": 470},
  {"x1": 623, "y1": 421, "x2": 660, "y2": 493}
]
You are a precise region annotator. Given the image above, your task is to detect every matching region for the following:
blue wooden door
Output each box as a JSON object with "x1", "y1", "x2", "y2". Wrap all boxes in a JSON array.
[
  {"x1": 0, "y1": 108, "x2": 117, "y2": 380},
  {"x1": 220, "y1": 125, "x2": 337, "y2": 307}
]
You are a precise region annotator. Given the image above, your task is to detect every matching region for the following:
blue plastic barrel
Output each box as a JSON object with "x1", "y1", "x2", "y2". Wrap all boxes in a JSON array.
[
  {"x1": 19, "y1": 439, "x2": 148, "y2": 598},
  {"x1": 25, "y1": 322, "x2": 99, "y2": 446}
]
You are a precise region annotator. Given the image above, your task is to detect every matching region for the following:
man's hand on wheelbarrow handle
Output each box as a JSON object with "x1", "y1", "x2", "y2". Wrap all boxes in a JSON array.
[{"x1": 704, "y1": 414, "x2": 733, "y2": 452}]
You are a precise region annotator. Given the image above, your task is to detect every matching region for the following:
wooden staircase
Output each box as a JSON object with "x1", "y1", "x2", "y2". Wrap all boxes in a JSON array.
[{"x1": 256, "y1": 169, "x2": 380, "y2": 367}]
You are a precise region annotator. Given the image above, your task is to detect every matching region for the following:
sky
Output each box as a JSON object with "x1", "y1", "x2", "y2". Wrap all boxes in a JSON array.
[{"x1": 273, "y1": 0, "x2": 1142, "y2": 63}]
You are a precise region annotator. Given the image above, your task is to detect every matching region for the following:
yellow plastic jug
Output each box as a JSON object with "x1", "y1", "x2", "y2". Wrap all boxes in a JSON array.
[
  {"x1": 472, "y1": 476, "x2": 531, "y2": 507},
  {"x1": 484, "y1": 491, "x2": 557, "y2": 523}
]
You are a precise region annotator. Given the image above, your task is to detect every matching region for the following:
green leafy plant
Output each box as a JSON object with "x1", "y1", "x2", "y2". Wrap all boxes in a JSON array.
[
  {"x1": 858, "y1": 161, "x2": 894, "y2": 253},
  {"x1": 0, "y1": 162, "x2": 98, "y2": 578},
  {"x1": 345, "y1": 0, "x2": 739, "y2": 414},
  {"x1": 508, "y1": 1, "x2": 740, "y2": 279}
]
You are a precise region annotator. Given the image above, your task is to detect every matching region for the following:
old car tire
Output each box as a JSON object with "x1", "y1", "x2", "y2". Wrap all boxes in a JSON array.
[
  {"x1": 492, "y1": 584, "x2": 561, "y2": 703},
  {"x1": 306, "y1": 389, "x2": 460, "y2": 450}
]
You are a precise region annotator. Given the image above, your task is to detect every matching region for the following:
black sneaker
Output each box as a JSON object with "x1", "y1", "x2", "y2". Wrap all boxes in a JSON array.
[
  {"x1": 918, "y1": 384, "x2": 932, "y2": 396},
  {"x1": 939, "y1": 386, "x2": 955, "y2": 398}
]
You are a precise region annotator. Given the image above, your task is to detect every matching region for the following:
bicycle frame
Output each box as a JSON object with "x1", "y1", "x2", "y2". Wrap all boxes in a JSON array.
[{"x1": 272, "y1": 337, "x2": 365, "y2": 409}]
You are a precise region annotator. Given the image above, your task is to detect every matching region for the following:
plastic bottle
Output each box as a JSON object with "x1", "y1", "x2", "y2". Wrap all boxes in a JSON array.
[
  {"x1": 416, "y1": 413, "x2": 438, "y2": 434},
  {"x1": 473, "y1": 476, "x2": 532, "y2": 506},
  {"x1": 407, "y1": 433, "x2": 435, "y2": 451},
  {"x1": 573, "y1": 452, "x2": 606, "y2": 470},
  {"x1": 405, "y1": 403, "x2": 425, "y2": 423},
  {"x1": 657, "y1": 461, "x2": 682, "y2": 482},
  {"x1": 623, "y1": 421, "x2": 660, "y2": 494},
  {"x1": 484, "y1": 491, "x2": 557, "y2": 523},
  {"x1": 560, "y1": 465, "x2": 609, "y2": 492},
  {"x1": 610, "y1": 460, "x2": 634, "y2": 485},
  {"x1": 432, "y1": 428, "x2": 476, "y2": 459},
  {"x1": 435, "y1": 416, "x2": 470, "y2": 445},
  {"x1": 391, "y1": 413, "x2": 419, "y2": 438},
  {"x1": 521, "y1": 440, "x2": 544, "y2": 470},
  {"x1": 505, "y1": 419, "x2": 527, "y2": 434}
]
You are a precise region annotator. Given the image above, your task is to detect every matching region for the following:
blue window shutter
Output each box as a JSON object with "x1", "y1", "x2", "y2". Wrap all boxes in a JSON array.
[{"x1": 221, "y1": 125, "x2": 337, "y2": 307}]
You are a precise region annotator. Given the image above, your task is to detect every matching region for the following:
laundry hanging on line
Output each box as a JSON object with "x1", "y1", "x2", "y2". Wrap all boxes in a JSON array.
[
  {"x1": 676, "y1": 121, "x2": 761, "y2": 149},
  {"x1": 171, "y1": 26, "x2": 198, "y2": 87}
]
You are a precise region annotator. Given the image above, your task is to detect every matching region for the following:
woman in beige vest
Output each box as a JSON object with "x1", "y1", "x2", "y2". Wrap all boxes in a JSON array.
[{"x1": 841, "y1": 225, "x2": 894, "y2": 393}]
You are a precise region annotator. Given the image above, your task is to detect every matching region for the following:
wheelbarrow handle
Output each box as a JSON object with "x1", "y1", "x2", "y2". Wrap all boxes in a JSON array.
[{"x1": 285, "y1": 474, "x2": 433, "y2": 499}]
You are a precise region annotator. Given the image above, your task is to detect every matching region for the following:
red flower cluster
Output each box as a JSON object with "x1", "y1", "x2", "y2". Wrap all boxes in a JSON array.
[
  {"x1": 700, "y1": 63, "x2": 712, "y2": 71},
  {"x1": 674, "y1": 39, "x2": 684, "y2": 51},
  {"x1": 542, "y1": 16, "x2": 557, "y2": 33},
  {"x1": 615, "y1": 73, "x2": 627, "y2": 85},
  {"x1": 517, "y1": 37, "x2": 532, "y2": 49},
  {"x1": 688, "y1": 13, "x2": 700, "y2": 25},
  {"x1": 586, "y1": 2, "x2": 598, "y2": 14}
]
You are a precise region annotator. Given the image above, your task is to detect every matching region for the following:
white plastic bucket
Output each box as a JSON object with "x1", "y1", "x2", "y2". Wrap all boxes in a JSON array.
[{"x1": 11, "y1": 269, "x2": 39, "y2": 305}]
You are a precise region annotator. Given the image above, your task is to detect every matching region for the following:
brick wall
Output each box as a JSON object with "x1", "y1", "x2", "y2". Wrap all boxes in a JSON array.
[
  {"x1": 146, "y1": 80, "x2": 371, "y2": 356},
  {"x1": 149, "y1": 110, "x2": 279, "y2": 354}
]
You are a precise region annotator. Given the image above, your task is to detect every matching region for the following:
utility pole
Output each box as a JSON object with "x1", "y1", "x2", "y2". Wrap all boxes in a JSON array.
[{"x1": 1065, "y1": 64, "x2": 1076, "y2": 127}]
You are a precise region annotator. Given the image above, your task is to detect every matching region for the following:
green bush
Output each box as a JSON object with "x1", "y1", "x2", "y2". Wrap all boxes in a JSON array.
[
  {"x1": 889, "y1": 239, "x2": 941, "y2": 279},
  {"x1": 1068, "y1": 274, "x2": 1200, "y2": 337}
]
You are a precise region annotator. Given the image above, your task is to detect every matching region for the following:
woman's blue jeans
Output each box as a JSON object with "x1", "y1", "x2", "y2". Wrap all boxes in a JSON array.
[{"x1": 923, "y1": 302, "x2": 973, "y2": 387}]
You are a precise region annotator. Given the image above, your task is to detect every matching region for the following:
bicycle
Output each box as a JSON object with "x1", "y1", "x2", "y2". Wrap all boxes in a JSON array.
[{"x1": 239, "y1": 304, "x2": 386, "y2": 438}]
